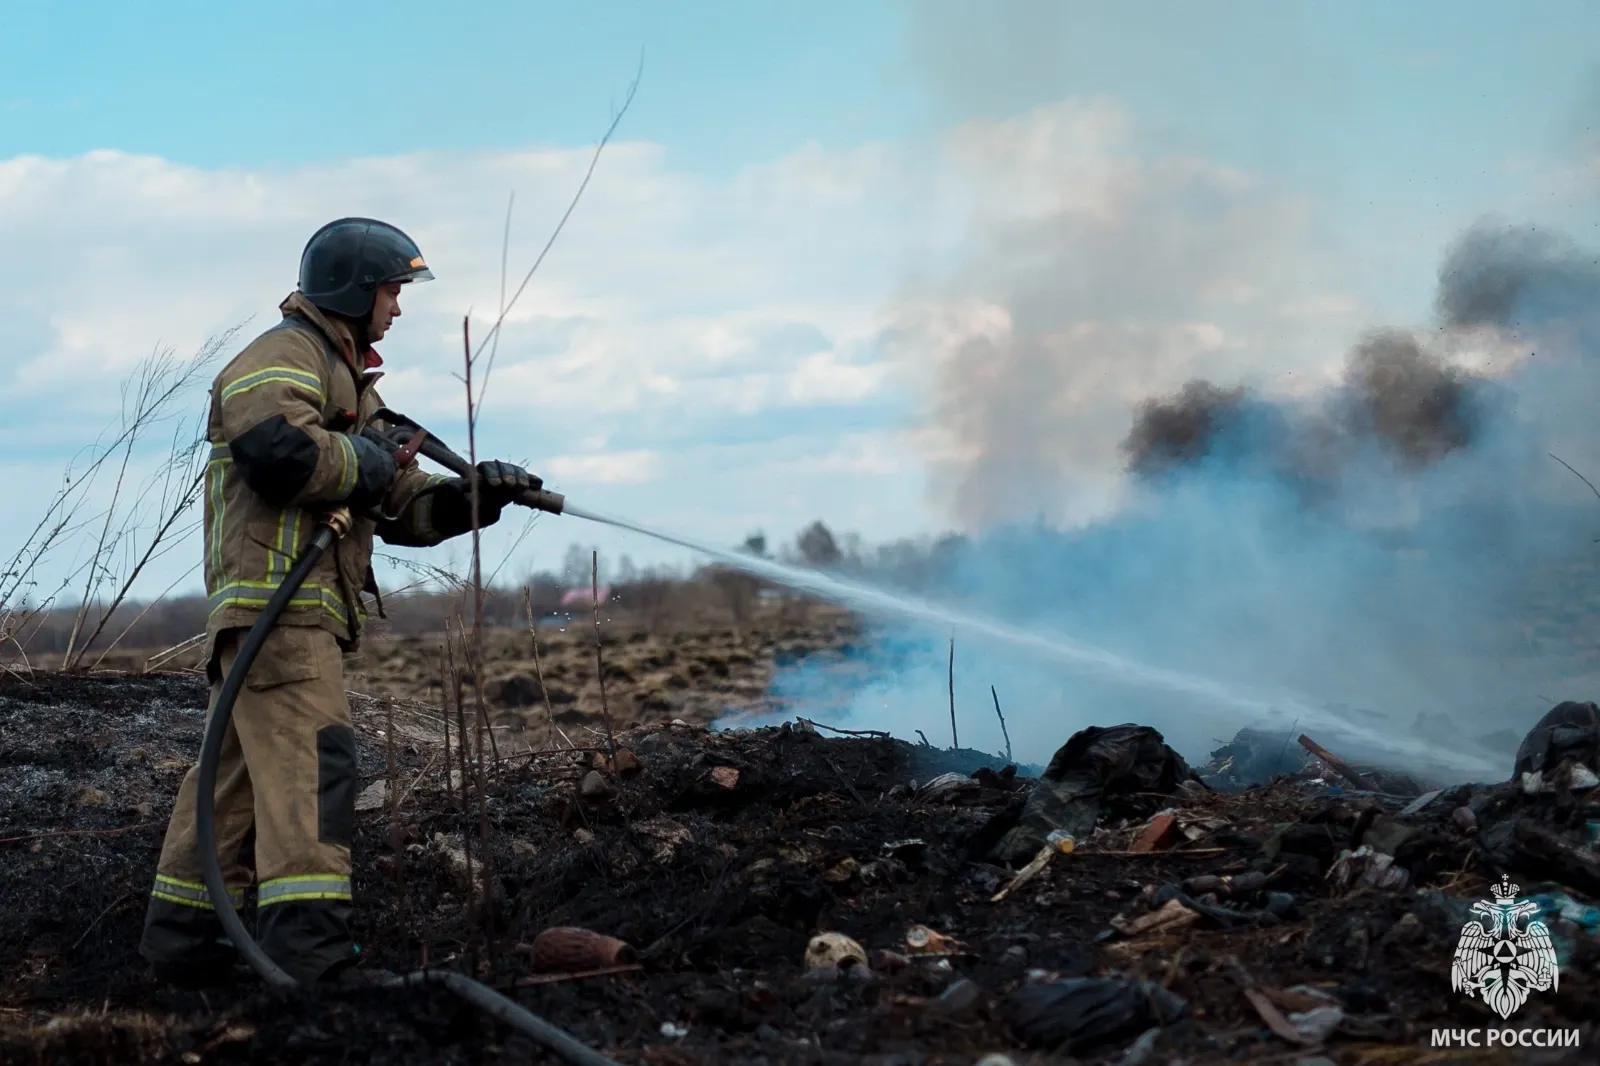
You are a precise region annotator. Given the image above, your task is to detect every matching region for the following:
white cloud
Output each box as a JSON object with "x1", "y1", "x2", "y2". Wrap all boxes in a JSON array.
[
  {"x1": 0, "y1": 96, "x2": 1374, "y2": 600},
  {"x1": 545, "y1": 450, "x2": 661, "y2": 485},
  {"x1": 886, "y1": 99, "x2": 1368, "y2": 529}
]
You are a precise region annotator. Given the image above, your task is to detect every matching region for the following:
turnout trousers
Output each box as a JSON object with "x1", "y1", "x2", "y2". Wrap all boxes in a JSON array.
[{"x1": 138, "y1": 624, "x2": 361, "y2": 984}]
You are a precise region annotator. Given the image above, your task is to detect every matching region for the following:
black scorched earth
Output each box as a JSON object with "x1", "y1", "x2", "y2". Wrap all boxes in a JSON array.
[{"x1": 2, "y1": 671, "x2": 1598, "y2": 1064}]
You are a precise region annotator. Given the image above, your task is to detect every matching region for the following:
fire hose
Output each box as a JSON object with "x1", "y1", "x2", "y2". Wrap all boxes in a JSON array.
[{"x1": 191, "y1": 416, "x2": 622, "y2": 1066}]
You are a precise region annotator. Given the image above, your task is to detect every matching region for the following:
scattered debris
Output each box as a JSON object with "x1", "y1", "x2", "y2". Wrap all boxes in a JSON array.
[
  {"x1": 1129, "y1": 811, "x2": 1179, "y2": 853},
  {"x1": 1515, "y1": 700, "x2": 1600, "y2": 779},
  {"x1": 803, "y1": 932, "x2": 867, "y2": 973},
  {"x1": 1398, "y1": 788, "x2": 1443, "y2": 817},
  {"x1": 1328, "y1": 845, "x2": 1410, "y2": 891},
  {"x1": 7, "y1": 672, "x2": 1600, "y2": 1064},
  {"x1": 916, "y1": 771, "x2": 982, "y2": 802},
  {"x1": 523, "y1": 926, "x2": 637, "y2": 972},
  {"x1": 1004, "y1": 977, "x2": 1190, "y2": 1053},
  {"x1": 991, "y1": 723, "x2": 1198, "y2": 864},
  {"x1": 903, "y1": 924, "x2": 965, "y2": 957},
  {"x1": 579, "y1": 770, "x2": 615, "y2": 801},
  {"x1": 354, "y1": 779, "x2": 388, "y2": 812},
  {"x1": 990, "y1": 830, "x2": 1076, "y2": 902},
  {"x1": 1109, "y1": 897, "x2": 1201, "y2": 937},
  {"x1": 1296, "y1": 733, "x2": 1377, "y2": 790},
  {"x1": 1202, "y1": 727, "x2": 1308, "y2": 787}
]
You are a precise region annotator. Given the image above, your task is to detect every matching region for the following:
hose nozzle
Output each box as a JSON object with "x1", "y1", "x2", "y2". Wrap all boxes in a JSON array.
[{"x1": 522, "y1": 488, "x2": 565, "y2": 515}]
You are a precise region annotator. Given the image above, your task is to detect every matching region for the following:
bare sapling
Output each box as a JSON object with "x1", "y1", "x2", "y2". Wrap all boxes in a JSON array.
[
  {"x1": 592, "y1": 550, "x2": 618, "y2": 764},
  {"x1": 947, "y1": 635, "x2": 959, "y2": 750},
  {"x1": 61, "y1": 332, "x2": 236, "y2": 670},
  {"x1": 525, "y1": 586, "x2": 573, "y2": 749}
]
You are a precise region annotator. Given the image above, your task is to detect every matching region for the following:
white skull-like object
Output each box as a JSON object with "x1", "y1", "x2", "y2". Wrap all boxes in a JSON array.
[{"x1": 803, "y1": 931, "x2": 867, "y2": 972}]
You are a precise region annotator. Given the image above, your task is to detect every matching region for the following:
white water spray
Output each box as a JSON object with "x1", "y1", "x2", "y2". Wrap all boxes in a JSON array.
[{"x1": 563, "y1": 503, "x2": 1502, "y2": 776}]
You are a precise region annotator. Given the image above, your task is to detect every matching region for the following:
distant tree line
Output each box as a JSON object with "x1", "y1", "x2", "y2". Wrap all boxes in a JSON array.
[{"x1": 9, "y1": 519, "x2": 969, "y2": 662}]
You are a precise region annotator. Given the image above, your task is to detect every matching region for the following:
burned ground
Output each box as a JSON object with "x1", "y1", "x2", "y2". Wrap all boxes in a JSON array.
[{"x1": 2, "y1": 669, "x2": 1599, "y2": 1065}]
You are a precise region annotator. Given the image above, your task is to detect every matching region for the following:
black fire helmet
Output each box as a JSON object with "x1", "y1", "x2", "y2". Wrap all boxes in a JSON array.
[{"x1": 297, "y1": 217, "x2": 435, "y2": 319}]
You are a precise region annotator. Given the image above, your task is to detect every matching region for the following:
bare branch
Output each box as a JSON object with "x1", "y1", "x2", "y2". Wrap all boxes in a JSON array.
[{"x1": 472, "y1": 55, "x2": 643, "y2": 396}]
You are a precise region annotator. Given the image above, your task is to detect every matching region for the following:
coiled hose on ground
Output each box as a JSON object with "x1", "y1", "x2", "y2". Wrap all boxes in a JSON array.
[{"x1": 192, "y1": 509, "x2": 621, "y2": 1066}]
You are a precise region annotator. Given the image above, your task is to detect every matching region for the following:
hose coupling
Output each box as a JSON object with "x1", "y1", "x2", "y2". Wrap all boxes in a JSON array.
[{"x1": 324, "y1": 506, "x2": 354, "y2": 539}]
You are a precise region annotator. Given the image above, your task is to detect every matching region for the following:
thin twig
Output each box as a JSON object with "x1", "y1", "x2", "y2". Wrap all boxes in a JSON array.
[
  {"x1": 514, "y1": 963, "x2": 643, "y2": 987},
  {"x1": 795, "y1": 717, "x2": 889, "y2": 739},
  {"x1": 947, "y1": 634, "x2": 958, "y2": 750},
  {"x1": 475, "y1": 191, "x2": 516, "y2": 432},
  {"x1": 144, "y1": 633, "x2": 206, "y2": 673},
  {"x1": 92, "y1": 561, "x2": 202, "y2": 671},
  {"x1": 990, "y1": 685, "x2": 1012, "y2": 764},
  {"x1": 386, "y1": 698, "x2": 402, "y2": 892},
  {"x1": 461, "y1": 316, "x2": 501, "y2": 768},
  {"x1": 0, "y1": 823, "x2": 160, "y2": 847},
  {"x1": 395, "y1": 751, "x2": 442, "y2": 812},
  {"x1": 473, "y1": 56, "x2": 644, "y2": 393},
  {"x1": 821, "y1": 754, "x2": 867, "y2": 807},
  {"x1": 70, "y1": 893, "x2": 132, "y2": 951},
  {"x1": 1550, "y1": 452, "x2": 1600, "y2": 505},
  {"x1": 592, "y1": 550, "x2": 618, "y2": 763},
  {"x1": 526, "y1": 587, "x2": 574, "y2": 749}
]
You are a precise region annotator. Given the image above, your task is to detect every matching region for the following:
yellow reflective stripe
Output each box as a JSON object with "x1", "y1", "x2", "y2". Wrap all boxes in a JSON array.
[
  {"x1": 155, "y1": 875, "x2": 207, "y2": 894},
  {"x1": 284, "y1": 509, "x2": 302, "y2": 570},
  {"x1": 257, "y1": 875, "x2": 352, "y2": 907},
  {"x1": 264, "y1": 509, "x2": 306, "y2": 580},
  {"x1": 151, "y1": 874, "x2": 244, "y2": 911},
  {"x1": 219, "y1": 366, "x2": 326, "y2": 405},
  {"x1": 208, "y1": 442, "x2": 232, "y2": 463},
  {"x1": 207, "y1": 453, "x2": 228, "y2": 593},
  {"x1": 335, "y1": 434, "x2": 359, "y2": 498},
  {"x1": 207, "y1": 581, "x2": 349, "y2": 625}
]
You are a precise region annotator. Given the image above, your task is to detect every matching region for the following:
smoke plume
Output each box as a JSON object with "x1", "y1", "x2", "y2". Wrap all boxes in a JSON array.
[
  {"x1": 763, "y1": 212, "x2": 1600, "y2": 782},
  {"x1": 746, "y1": 11, "x2": 1600, "y2": 779}
]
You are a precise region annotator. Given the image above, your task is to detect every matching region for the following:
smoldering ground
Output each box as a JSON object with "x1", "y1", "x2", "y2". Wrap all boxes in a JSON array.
[{"x1": 761, "y1": 220, "x2": 1600, "y2": 784}]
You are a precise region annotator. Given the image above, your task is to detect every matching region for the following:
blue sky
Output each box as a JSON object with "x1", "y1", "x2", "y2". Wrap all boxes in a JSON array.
[
  {"x1": 0, "y1": 0, "x2": 916, "y2": 173},
  {"x1": 1, "y1": 0, "x2": 1597, "y2": 604}
]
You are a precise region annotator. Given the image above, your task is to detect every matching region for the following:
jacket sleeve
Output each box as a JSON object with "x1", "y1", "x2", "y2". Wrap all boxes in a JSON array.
[
  {"x1": 375, "y1": 465, "x2": 455, "y2": 547},
  {"x1": 215, "y1": 331, "x2": 362, "y2": 509},
  {"x1": 375, "y1": 470, "x2": 501, "y2": 547}
]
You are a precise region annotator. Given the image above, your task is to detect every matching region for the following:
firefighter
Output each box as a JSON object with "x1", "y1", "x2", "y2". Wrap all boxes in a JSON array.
[{"x1": 138, "y1": 218, "x2": 539, "y2": 985}]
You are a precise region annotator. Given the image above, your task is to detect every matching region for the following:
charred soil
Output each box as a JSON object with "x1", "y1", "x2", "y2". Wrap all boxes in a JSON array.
[{"x1": 1, "y1": 671, "x2": 1597, "y2": 1064}]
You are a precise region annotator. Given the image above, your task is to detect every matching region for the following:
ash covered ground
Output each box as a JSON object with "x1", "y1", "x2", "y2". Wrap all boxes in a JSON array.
[{"x1": 4, "y1": 663, "x2": 1600, "y2": 1065}]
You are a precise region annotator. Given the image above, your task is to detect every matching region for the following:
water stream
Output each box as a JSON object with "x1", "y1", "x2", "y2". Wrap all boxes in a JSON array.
[{"x1": 563, "y1": 503, "x2": 1502, "y2": 776}]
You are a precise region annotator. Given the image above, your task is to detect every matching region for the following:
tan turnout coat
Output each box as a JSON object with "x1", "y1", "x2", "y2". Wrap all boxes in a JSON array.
[{"x1": 203, "y1": 292, "x2": 455, "y2": 657}]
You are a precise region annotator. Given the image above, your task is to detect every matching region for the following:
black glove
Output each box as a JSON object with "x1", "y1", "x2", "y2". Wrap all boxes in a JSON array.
[
  {"x1": 475, "y1": 461, "x2": 541, "y2": 505},
  {"x1": 346, "y1": 433, "x2": 398, "y2": 510}
]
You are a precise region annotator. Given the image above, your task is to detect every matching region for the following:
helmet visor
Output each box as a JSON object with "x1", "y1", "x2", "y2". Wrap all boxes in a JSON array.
[{"x1": 386, "y1": 263, "x2": 435, "y2": 285}]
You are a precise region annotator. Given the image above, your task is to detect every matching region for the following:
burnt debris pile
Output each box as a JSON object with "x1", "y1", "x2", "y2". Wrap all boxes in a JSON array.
[{"x1": 2, "y1": 673, "x2": 1599, "y2": 1063}]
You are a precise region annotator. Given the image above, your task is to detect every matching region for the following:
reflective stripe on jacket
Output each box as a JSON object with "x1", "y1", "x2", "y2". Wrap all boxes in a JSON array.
[{"x1": 203, "y1": 292, "x2": 458, "y2": 657}]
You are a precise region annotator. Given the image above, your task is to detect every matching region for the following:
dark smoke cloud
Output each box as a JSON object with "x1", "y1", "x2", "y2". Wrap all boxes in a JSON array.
[
  {"x1": 769, "y1": 217, "x2": 1600, "y2": 782},
  {"x1": 1125, "y1": 328, "x2": 1490, "y2": 481},
  {"x1": 1123, "y1": 381, "x2": 1255, "y2": 477},
  {"x1": 1437, "y1": 221, "x2": 1600, "y2": 331},
  {"x1": 752, "y1": 3, "x2": 1600, "y2": 778},
  {"x1": 1339, "y1": 330, "x2": 1482, "y2": 465}
]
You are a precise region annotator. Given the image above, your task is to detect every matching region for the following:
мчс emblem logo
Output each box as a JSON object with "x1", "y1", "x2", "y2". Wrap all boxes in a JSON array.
[{"x1": 1451, "y1": 877, "x2": 1560, "y2": 1020}]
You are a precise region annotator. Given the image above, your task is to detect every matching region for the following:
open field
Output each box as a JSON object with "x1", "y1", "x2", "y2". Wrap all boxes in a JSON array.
[{"x1": 2, "y1": 594, "x2": 1598, "y2": 1063}]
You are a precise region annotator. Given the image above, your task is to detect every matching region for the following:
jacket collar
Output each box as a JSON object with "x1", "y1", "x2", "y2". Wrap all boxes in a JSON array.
[{"x1": 278, "y1": 292, "x2": 383, "y2": 371}]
